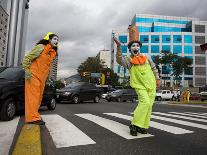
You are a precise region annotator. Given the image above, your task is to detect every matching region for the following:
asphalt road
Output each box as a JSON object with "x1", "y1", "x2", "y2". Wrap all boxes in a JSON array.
[{"x1": 3, "y1": 100, "x2": 207, "y2": 155}]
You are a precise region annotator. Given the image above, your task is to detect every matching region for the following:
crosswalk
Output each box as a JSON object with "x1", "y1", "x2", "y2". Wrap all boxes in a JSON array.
[{"x1": 0, "y1": 111, "x2": 207, "y2": 153}]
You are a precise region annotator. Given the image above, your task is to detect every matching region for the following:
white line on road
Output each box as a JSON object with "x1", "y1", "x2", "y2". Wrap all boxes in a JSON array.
[
  {"x1": 169, "y1": 112, "x2": 207, "y2": 119},
  {"x1": 104, "y1": 113, "x2": 193, "y2": 134},
  {"x1": 42, "y1": 115, "x2": 95, "y2": 148},
  {"x1": 75, "y1": 113, "x2": 153, "y2": 139},
  {"x1": 0, "y1": 117, "x2": 19, "y2": 155},
  {"x1": 153, "y1": 112, "x2": 207, "y2": 123},
  {"x1": 184, "y1": 112, "x2": 207, "y2": 116},
  {"x1": 151, "y1": 115, "x2": 207, "y2": 130}
]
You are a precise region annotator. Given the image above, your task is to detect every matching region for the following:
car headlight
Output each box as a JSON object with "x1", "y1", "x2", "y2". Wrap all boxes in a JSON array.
[{"x1": 64, "y1": 92, "x2": 71, "y2": 96}]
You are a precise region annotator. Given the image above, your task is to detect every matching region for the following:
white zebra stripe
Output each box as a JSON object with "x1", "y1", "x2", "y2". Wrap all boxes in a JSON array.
[
  {"x1": 184, "y1": 112, "x2": 207, "y2": 116},
  {"x1": 169, "y1": 112, "x2": 207, "y2": 119},
  {"x1": 76, "y1": 113, "x2": 153, "y2": 139},
  {"x1": 153, "y1": 112, "x2": 207, "y2": 123},
  {"x1": 42, "y1": 115, "x2": 95, "y2": 148},
  {"x1": 0, "y1": 117, "x2": 19, "y2": 155},
  {"x1": 104, "y1": 113, "x2": 193, "y2": 134}
]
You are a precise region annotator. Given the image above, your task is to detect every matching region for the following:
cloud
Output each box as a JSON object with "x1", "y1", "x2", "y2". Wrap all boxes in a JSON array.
[{"x1": 26, "y1": 0, "x2": 207, "y2": 79}]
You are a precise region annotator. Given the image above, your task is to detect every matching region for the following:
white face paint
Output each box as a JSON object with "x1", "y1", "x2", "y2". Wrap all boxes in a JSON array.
[
  {"x1": 50, "y1": 36, "x2": 59, "y2": 47},
  {"x1": 130, "y1": 42, "x2": 140, "y2": 56}
]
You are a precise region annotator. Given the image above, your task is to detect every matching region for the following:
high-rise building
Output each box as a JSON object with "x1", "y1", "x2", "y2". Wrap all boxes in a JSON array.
[
  {"x1": 0, "y1": 0, "x2": 29, "y2": 67},
  {"x1": 112, "y1": 14, "x2": 207, "y2": 87},
  {"x1": 0, "y1": 5, "x2": 8, "y2": 67},
  {"x1": 48, "y1": 56, "x2": 58, "y2": 81},
  {"x1": 98, "y1": 49, "x2": 112, "y2": 69}
]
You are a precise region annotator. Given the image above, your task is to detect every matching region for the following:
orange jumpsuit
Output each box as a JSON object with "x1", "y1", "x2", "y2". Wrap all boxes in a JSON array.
[{"x1": 24, "y1": 44, "x2": 56, "y2": 122}]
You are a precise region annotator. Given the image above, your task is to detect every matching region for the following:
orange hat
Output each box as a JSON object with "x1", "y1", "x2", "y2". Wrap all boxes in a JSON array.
[{"x1": 128, "y1": 25, "x2": 142, "y2": 49}]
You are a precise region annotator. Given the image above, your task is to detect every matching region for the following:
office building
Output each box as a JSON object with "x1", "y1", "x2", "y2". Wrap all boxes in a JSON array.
[
  {"x1": 112, "y1": 14, "x2": 207, "y2": 87},
  {"x1": 98, "y1": 49, "x2": 112, "y2": 69}
]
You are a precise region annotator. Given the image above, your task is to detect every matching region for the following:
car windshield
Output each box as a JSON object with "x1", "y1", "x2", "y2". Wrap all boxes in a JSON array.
[
  {"x1": 65, "y1": 83, "x2": 82, "y2": 89},
  {"x1": 112, "y1": 89, "x2": 122, "y2": 93},
  {"x1": 0, "y1": 67, "x2": 23, "y2": 81}
]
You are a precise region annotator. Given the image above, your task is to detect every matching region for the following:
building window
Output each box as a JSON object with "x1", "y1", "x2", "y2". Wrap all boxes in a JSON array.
[
  {"x1": 195, "y1": 67, "x2": 206, "y2": 76},
  {"x1": 195, "y1": 56, "x2": 206, "y2": 65},
  {"x1": 195, "y1": 78, "x2": 206, "y2": 86},
  {"x1": 1, "y1": 62, "x2": 3, "y2": 66},
  {"x1": 140, "y1": 35, "x2": 149, "y2": 43},
  {"x1": 119, "y1": 36, "x2": 127, "y2": 43},
  {"x1": 195, "y1": 46, "x2": 204, "y2": 54},
  {"x1": 173, "y1": 45, "x2": 182, "y2": 54},
  {"x1": 162, "y1": 35, "x2": 171, "y2": 43},
  {"x1": 2, "y1": 55, "x2": 4, "y2": 58},
  {"x1": 184, "y1": 35, "x2": 192, "y2": 43},
  {"x1": 195, "y1": 36, "x2": 205, "y2": 44},
  {"x1": 118, "y1": 65, "x2": 120, "y2": 73},
  {"x1": 140, "y1": 45, "x2": 148, "y2": 53},
  {"x1": 151, "y1": 35, "x2": 159, "y2": 43},
  {"x1": 184, "y1": 67, "x2": 193, "y2": 75},
  {"x1": 151, "y1": 45, "x2": 159, "y2": 53},
  {"x1": 121, "y1": 45, "x2": 127, "y2": 53},
  {"x1": 162, "y1": 45, "x2": 171, "y2": 52},
  {"x1": 195, "y1": 25, "x2": 205, "y2": 33},
  {"x1": 173, "y1": 35, "x2": 182, "y2": 43},
  {"x1": 184, "y1": 46, "x2": 192, "y2": 54}
]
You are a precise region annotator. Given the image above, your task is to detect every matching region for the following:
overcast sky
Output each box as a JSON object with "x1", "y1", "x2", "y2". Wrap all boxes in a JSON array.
[{"x1": 25, "y1": 0, "x2": 207, "y2": 79}]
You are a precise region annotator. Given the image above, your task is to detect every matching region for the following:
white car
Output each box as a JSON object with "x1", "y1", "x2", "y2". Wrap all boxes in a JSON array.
[{"x1": 156, "y1": 90, "x2": 176, "y2": 101}]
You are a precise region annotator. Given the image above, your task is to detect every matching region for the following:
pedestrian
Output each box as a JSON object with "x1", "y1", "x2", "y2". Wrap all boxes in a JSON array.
[
  {"x1": 114, "y1": 25, "x2": 160, "y2": 136},
  {"x1": 185, "y1": 89, "x2": 191, "y2": 103},
  {"x1": 22, "y1": 32, "x2": 59, "y2": 125}
]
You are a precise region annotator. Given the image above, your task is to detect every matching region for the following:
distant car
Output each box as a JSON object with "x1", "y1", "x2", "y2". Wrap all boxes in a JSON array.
[
  {"x1": 106, "y1": 89, "x2": 137, "y2": 102},
  {"x1": 56, "y1": 82, "x2": 103, "y2": 103},
  {"x1": 101, "y1": 88, "x2": 116, "y2": 99},
  {"x1": 189, "y1": 92, "x2": 201, "y2": 101},
  {"x1": 156, "y1": 90, "x2": 176, "y2": 101},
  {"x1": 0, "y1": 67, "x2": 57, "y2": 121},
  {"x1": 200, "y1": 92, "x2": 207, "y2": 101}
]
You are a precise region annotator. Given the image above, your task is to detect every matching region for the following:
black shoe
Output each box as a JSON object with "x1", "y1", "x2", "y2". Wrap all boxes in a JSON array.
[
  {"x1": 28, "y1": 120, "x2": 45, "y2": 125},
  {"x1": 129, "y1": 125, "x2": 137, "y2": 136},
  {"x1": 136, "y1": 126, "x2": 148, "y2": 134}
]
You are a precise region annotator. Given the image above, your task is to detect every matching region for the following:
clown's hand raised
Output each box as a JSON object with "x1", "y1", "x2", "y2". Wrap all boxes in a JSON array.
[{"x1": 113, "y1": 37, "x2": 121, "y2": 47}]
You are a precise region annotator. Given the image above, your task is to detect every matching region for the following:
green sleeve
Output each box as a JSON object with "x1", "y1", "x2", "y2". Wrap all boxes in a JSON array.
[{"x1": 22, "y1": 44, "x2": 44, "y2": 70}]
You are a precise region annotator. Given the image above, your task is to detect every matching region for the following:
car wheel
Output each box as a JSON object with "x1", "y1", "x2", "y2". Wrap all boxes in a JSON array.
[
  {"x1": 94, "y1": 96, "x2": 100, "y2": 103},
  {"x1": 157, "y1": 96, "x2": 162, "y2": 101},
  {"x1": 72, "y1": 95, "x2": 79, "y2": 104},
  {"x1": 107, "y1": 99, "x2": 111, "y2": 102},
  {"x1": 47, "y1": 97, "x2": 56, "y2": 110},
  {"x1": 132, "y1": 98, "x2": 137, "y2": 103},
  {"x1": 0, "y1": 98, "x2": 16, "y2": 121},
  {"x1": 117, "y1": 97, "x2": 121, "y2": 102}
]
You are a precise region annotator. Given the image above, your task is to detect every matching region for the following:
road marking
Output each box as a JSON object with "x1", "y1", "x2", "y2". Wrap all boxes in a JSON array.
[
  {"x1": 169, "y1": 112, "x2": 207, "y2": 119},
  {"x1": 12, "y1": 124, "x2": 41, "y2": 155},
  {"x1": 184, "y1": 112, "x2": 207, "y2": 116},
  {"x1": 168, "y1": 104, "x2": 207, "y2": 108},
  {"x1": 76, "y1": 113, "x2": 153, "y2": 139},
  {"x1": 42, "y1": 115, "x2": 95, "y2": 148},
  {"x1": 153, "y1": 112, "x2": 207, "y2": 123},
  {"x1": 151, "y1": 115, "x2": 207, "y2": 130},
  {"x1": 0, "y1": 117, "x2": 19, "y2": 155},
  {"x1": 104, "y1": 113, "x2": 193, "y2": 134}
]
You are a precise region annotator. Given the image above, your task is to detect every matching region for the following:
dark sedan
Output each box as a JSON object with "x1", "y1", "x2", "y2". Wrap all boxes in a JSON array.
[
  {"x1": 106, "y1": 89, "x2": 137, "y2": 102},
  {"x1": 0, "y1": 67, "x2": 57, "y2": 121},
  {"x1": 56, "y1": 82, "x2": 103, "y2": 103}
]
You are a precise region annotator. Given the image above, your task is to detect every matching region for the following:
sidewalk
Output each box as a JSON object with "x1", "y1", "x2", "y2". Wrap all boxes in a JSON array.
[{"x1": 168, "y1": 101, "x2": 207, "y2": 108}]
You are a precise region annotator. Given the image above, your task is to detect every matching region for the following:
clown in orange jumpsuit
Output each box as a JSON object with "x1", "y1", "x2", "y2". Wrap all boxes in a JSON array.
[{"x1": 22, "y1": 32, "x2": 58, "y2": 125}]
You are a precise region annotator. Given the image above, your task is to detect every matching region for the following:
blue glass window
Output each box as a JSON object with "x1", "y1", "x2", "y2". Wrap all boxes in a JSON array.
[
  {"x1": 118, "y1": 65, "x2": 120, "y2": 74},
  {"x1": 119, "y1": 36, "x2": 127, "y2": 43},
  {"x1": 121, "y1": 45, "x2": 127, "y2": 53},
  {"x1": 162, "y1": 45, "x2": 171, "y2": 52},
  {"x1": 173, "y1": 35, "x2": 182, "y2": 43},
  {"x1": 138, "y1": 26, "x2": 151, "y2": 32},
  {"x1": 151, "y1": 35, "x2": 159, "y2": 43},
  {"x1": 184, "y1": 46, "x2": 192, "y2": 54},
  {"x1": 151, "y1": 45, "x2": 160, "y2": 53},
  {"x1": 162, "y1": 35, "x2": 171, "y2": 43},
  {"x1": 140, "y1": 45, "x2": 148, "y2": 53},
  {"x1": 173, "y1": 45, "x2": 182, "y2": 54},
  {"x1": 136, "y1": 17, "x2": 188, "y2": 24},
  {"x1": 184, "y1": 35, "x2": 192, "y2": 43},
  {"x1": 154, "y1": 26, "x2": 182, "y2": 32},
  {"x1": 140, "y1": 35, "x2": 149, "y2": 43}
]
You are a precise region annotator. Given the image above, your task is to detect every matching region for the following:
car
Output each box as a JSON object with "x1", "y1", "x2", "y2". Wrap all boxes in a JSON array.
[
  {"x1": 156, "y1": 90, "x2": 176, "y2": 101},
  {"x1": 0, "y1": 67, "x2": 57, "y2": 121},
  {"x1": 56, "y1": 82, "x2": 103, "y2": 103},
  {"x1": 101, "y1": 88, "x2": 116, "y2": 99},
  {"x1": 106, "y1": 89, "x2": 137, "y2": 102},
  {"x1": 189, "y1": 92, "x2": 201, "y2": 101},
  {"x1": 200, "y1": 92, "x2": 207, "y2": 101}
]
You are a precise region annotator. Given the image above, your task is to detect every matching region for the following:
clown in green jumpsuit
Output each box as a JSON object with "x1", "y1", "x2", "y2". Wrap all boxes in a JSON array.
[{"x1": 113, "y1": 32, "x2": 161, "y2": 136}]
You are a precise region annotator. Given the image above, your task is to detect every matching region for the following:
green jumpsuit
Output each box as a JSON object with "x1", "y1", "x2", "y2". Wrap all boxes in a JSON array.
[{"x1": 116, "y1": 52, "x2": 159, "y2": 129}]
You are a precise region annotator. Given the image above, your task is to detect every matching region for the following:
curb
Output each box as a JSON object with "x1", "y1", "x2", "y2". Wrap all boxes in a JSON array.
[{"x1": 12, "y1": 124, "x2": 42, "y2": 155}]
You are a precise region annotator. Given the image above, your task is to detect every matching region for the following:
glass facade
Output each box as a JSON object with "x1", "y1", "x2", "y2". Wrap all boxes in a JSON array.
[
  {"x1": 151, "y1": 45, "x2": 160, "y2": 53},
  {"x1": 136, "y1": 17, "x2": 188, "y2": 24},
  {"x1": 184, "y1": 35, "x2": 192, "y2": 43},
  {"x1": 140, "y1": 35, "x2": 149, "y2": 43},
  {"x1": 173, "y1": 45, "x2": 182, "y2": 54},
  {"x1": 184, "y1": 46, "x2": 193, "y2": 54},
  {"x1": 162, "y1": 45, "x2": 171, "y2": 52},
  {"x1": 162, "y1": 35, "x2": 171, "y2": 43},
  {"x1": 140, "y1": 45, "x2": 148, "y2": 53},
  {"x1": 151, "y1": 35, "x2": 159, "y2": 43},
  {"x1": 119, "y1": 36, "x2": 127, "y2": 43},
  {"x1": 173, "y1": 35, "x2": 182, "y2": 43},
  {"x1": 121, "y1": 45, "x2": 127, "y2": 53}
]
